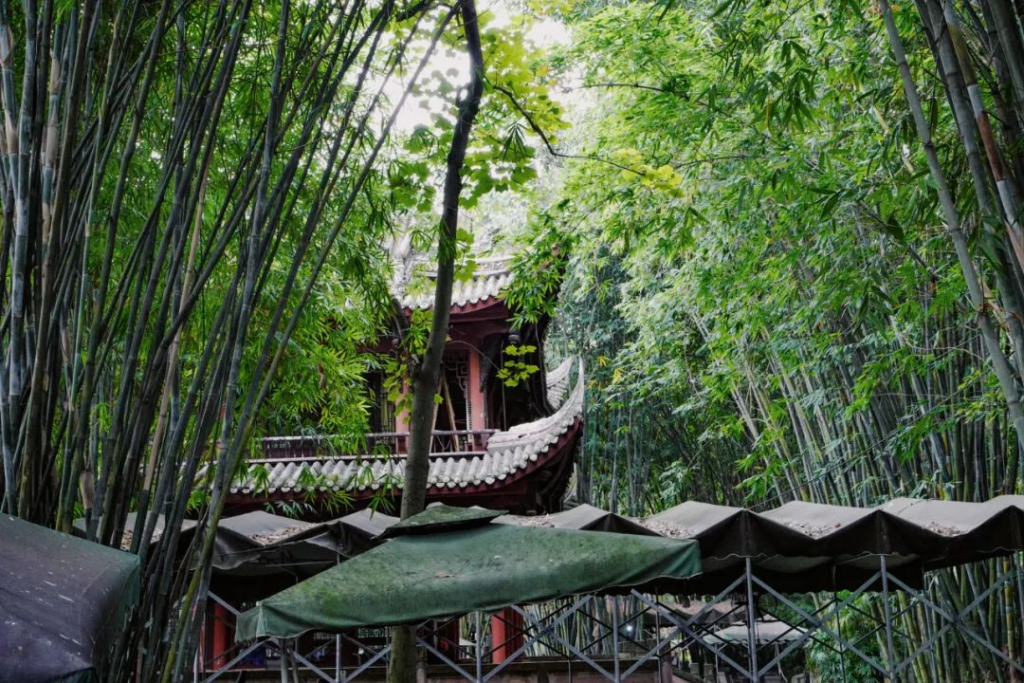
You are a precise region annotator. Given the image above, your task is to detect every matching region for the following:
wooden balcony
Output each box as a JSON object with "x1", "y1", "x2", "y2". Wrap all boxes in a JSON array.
[{"x1": 259, "y1": 430, "x2": 498, "y2": 460}]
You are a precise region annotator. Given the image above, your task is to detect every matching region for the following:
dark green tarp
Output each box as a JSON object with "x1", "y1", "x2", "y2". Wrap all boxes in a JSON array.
[
  {"x1": 0, "y1": 514, "x2": 140, "y2": 683},
  {"x1": 377, "y1": 504, "x2": 502, "y2": 538},
  {"x1": 235, "y1": 506, "x2": 701, "y2": 641}
]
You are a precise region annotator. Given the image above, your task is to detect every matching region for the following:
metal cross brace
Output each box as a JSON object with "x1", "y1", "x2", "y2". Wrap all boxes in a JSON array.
[
  {"x1": 631, "y1": 578, "x2": 754, "y2": 681},
  {"x1": 511, "y1": 598, "x2": 622, "y2": 683},
  {"x1": 208, "y1": 591, "x2": 241, "y2": 617},
  {"x1": 287, "y1": 631, "x2": 392, "y2": 683},
  {"x1": 755, "y1": 604, "x2": 835, "y2": 654},
  {"x1": 481, "y1": 606, "x2": 575, "y2": 681},
  {"x1": 635, "y1": 591, "x2": 747, "y2": 662},
  {"x1": 335, "y1": 637, "x2": 392, "y2": 683},
  {"x1": 487, "y1": 601, "x2": 577, "y2": 661},
  {"x1": 621, "y1": 593, "x2": 707, "y2": 680},
  {"x1": 488, "y1": 601, "x2": 574, "y2": 662},
  {"x1": 285, "y1": 633, "x2": 378, "y2": 683},
  {"x1": 290, "y1": 648, "x2": 339, "y2": 683},
  {"x1": 408, "y1": 598, "x2": 599, "y2": 683},
  {"x1": 664, "y1": 584, "x2": 756, "y2": 678},
  {"x1": 200, "y1": 639, "x2": 270, "y2": 683},
  {"x1": 416, "y1": 614, "x2": 470, "y2": 659},
  {"x1": 340, "y1": 631, "x2": 386, "y2": 659},
  {"x1": 885, "y1": 568, "x2": 1024, "y2": 676},
  {"x1": 749, "y1": 572, "x2": 892, "y2": 680},
  {"x1": 563, "y1": 599, "x2": 652, "y2": 655},
  {"x1": 415, "y1": 635, "x2": 478, "y2": 683}
]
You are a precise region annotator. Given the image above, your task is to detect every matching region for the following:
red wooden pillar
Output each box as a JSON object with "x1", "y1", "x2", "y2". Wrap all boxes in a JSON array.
[
  {"x1": 394, "y1": 382, "x2": 410, "y2": 453},
  {"x1": 212, "y1": 603, "x2": 230, "y2": 669},
  {"x1": 468, "y1": 350, "x2": 487, "y2": 449},
  {"x1": 490, "y1": 608, "x2": 524, "y2": 663}
]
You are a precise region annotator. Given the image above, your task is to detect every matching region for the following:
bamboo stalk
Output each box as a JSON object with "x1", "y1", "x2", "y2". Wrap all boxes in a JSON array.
[{"x1": 881, "y1": 0, "x2": 1024, "y2": 492}]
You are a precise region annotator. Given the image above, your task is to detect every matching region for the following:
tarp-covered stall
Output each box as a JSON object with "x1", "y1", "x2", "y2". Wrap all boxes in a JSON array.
[
  {"x1": 0, "y1": 514, "x2": 141, "y2": 683},
  {"x1": 72, "y1": 511, "x2": 198, "y2": 551},
  {"x1": 643, "y1": 496, "x2": 1024, "y2": 593},
  {"x1": 209, "y1": 510, "x2": 337, "y2": 575},
  {"x1": 236, "y1": 505, "x2": 702, "y2": 640},
  {"x1": 496, "y1": 503, "x2": 656, "y2": 536},
  {"x1": 74, "y1": 508, "x2": 395, "y2": 572},
  {"x1": 202, "y1": 509, "x2": 398, "y2": 604},
  {"x1": 167, "y1": 508, "x2": 399, "y2": 674}
]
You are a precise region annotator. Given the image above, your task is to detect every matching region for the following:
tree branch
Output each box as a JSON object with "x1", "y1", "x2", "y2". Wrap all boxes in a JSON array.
[
  {"x1": 573, "y1": 81, "x2": 687, "y2": 97},
  {"x1": 492, "y1": 83, "x2": 644, "y2": 176}
]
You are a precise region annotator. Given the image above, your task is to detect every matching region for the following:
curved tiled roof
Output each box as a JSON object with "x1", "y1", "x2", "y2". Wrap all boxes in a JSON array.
[
  {"x1": 400, "y1": 256, "x2": 513, "y2": 311},
  {"x1": 545, "y1": 356, "x2": 574, "y2": 410},
  {"x1": 231, "y1": 362, "x2": 584, "y2": 497}
]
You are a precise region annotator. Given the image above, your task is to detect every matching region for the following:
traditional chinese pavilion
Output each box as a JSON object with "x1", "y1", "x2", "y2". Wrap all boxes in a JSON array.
[{"x1": 224, "y1": 256, "x2": 584, "y2": 518}]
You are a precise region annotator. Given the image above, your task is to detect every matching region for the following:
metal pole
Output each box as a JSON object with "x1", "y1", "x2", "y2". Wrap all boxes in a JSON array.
[
  {"x1": 476, "y1": 611, "x2": 483, "y2": 683},
  {"x1": 834, "y1": 592, "x2": 848, "y2": 683},
  {"x1": 571, "y1": 599, "x2": 581, "y2": 683},
  {"x1": 880, "y1": 556, "x2": 897, "y2": 682},
  {"x1": 612, "y1": 596, "x2": 621, "y2": 683},
  {"x1": 1017, "y1": 555, "x2": 1024, "y2": 663},
  {"x1": 655, "y1": 601, "x2": 664, "y2": 683},
  {"x1": 745, "y1": 557, "x2": 759, "y2": 683},
  {"x1": 280, "y1": 638, "x2": 289, "y2": 683},
  {"x1": 336, "y1": 634, "x2": 342, "y2": 683}
]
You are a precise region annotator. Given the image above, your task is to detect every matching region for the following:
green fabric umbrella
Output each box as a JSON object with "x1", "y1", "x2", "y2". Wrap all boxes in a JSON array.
[{"x1": 236, "y1": 507, "x2": 701, "y2": 641}]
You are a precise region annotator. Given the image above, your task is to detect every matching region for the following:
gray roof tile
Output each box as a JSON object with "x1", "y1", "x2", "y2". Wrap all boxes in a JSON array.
[
  {"x1": 231, "y1": 362, "x2": 584, "y2": 496},
  {"x1": 400, "y1": 257, "x2": 512, "y2": 311},
  {"x1": 545, "y1": 356, "x2": 573, "y2": 409}
]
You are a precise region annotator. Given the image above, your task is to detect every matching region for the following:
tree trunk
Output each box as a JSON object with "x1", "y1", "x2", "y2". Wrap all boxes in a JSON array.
[{"x1": 389, "y1": 2, "x2": 485, "y2": 682}]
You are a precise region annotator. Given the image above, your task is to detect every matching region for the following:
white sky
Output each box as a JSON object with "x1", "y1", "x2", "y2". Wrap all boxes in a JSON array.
[{"x1": 389, "y1": 2, "x2": 571, "y2": 132}]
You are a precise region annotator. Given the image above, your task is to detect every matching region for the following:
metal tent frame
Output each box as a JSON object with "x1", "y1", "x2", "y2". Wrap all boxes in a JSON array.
[{"x1": 199, "y1": 553, "x2": 1024, "y2": 683}]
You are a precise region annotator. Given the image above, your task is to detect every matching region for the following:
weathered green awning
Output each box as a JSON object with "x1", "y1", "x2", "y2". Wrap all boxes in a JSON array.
[{"x1": 236, "y1": 506, "x2": 701, "y2": 641}]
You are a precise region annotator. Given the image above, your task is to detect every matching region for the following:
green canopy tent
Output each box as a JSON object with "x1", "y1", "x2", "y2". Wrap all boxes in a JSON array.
[{"x1": 236, "y1": 505, "x2": 702, "y2": 641}]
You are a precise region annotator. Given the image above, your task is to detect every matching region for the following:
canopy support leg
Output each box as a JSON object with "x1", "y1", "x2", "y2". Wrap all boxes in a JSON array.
[
  {"x1": 279, "y1": 638, "x2": 289, "y2": 683},
  {"x1": 655, "y1": 599, "x2": 665, "y2": 683},
  {"x1": 834, "y1": 591, "x2": 848, "y2": 683},
  {"x1": 922, "y1": 594, "x2": 941, "y2": 683},
  {"x1": 476, "y1": 611, "x2": 484, "y2": 683},
  {"x1": 612, "y1": 596, "x2": 620, "y2": 683},
  {"x1": 745, "y1": 557, "x2": 759, "y2": 682},
  {"x1": 881, "y1": 556, "x2": 897, "y2": 682},
  {"x1": 336, "y1": 634, "x2": 342, "y2": 683}
]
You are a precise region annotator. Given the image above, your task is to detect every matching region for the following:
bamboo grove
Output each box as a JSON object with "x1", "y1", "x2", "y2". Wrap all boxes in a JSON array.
[
  {"x1": 503, "y1": 0, "x2": 1024, "y2": 679},
  {"x1": 0, "y1": 0, "x2": 486, "y2": 679},
  {"x1": 10, "y1": 0, "x2": 1024, "y2": 680}
]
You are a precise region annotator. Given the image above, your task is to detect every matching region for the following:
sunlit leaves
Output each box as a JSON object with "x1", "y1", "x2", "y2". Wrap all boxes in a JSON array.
[{"x1": 510, "y1": 0, "x2": 1004, "y2": 511}]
